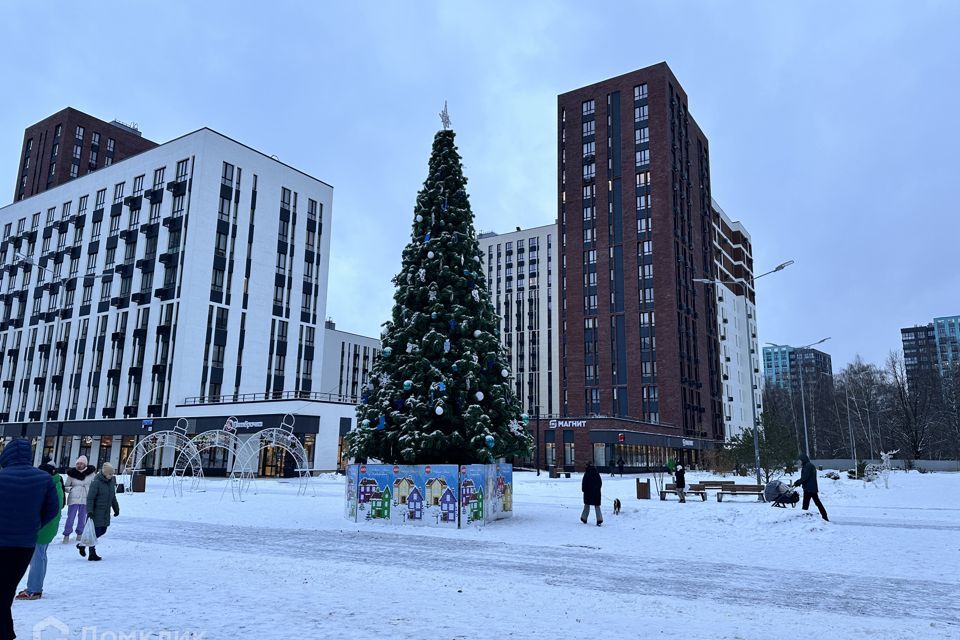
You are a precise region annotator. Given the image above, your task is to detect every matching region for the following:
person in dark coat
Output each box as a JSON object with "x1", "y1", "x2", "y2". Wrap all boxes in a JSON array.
[
  {"x1": 0, "y1": 439, "x2": 59, "y2": 640},
  {"x1": 79, "y1": 463, "x2": 120, "y2": 561},
  {"x1": 616, "y1": 457, "x2": 625, "y2": 477},
  {"x1": 580, "y1": 463, "x2": 603, "y2": 526},
  {"x1": 675, "y1": 464, "x2": 687, "y2": 503},
  {"x1": 793, "y1": 454, "x2": 828, "y2": 521}
]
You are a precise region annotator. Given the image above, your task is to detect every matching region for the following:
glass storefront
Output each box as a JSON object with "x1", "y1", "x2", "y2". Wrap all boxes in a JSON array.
[{"x1": 98, "y1": 436, "x2": 114, "y2": 467}]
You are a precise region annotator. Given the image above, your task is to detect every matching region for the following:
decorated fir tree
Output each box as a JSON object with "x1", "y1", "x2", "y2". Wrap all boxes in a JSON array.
[{"x1": 347, "y1": 111, "x2": 532, "y2": 464}]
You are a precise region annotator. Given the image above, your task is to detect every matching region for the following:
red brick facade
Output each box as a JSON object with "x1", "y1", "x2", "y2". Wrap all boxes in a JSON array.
[
  {"x1": 13, "y1": 107, "x2": 157, "y2": 201},
  {"x1": 557, "y1": 62, "x2": 723, "y2": 449}
]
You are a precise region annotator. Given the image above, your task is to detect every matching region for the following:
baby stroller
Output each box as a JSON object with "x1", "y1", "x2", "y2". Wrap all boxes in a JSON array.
[{"x1": 764, "y1": 480, "x2": 799, "y2": 508}]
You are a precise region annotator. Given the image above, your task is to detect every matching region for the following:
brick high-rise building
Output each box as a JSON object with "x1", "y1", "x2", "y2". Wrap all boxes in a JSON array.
[
  {"x1": 14, "y1": 108, "x2": 158, "y2": 202},
  {"x1": 901, "y1": 323, "x2": 938, "y2": 388},
  {"x1": 556, "y1": 62, "x2": 723, "y2": 470}
]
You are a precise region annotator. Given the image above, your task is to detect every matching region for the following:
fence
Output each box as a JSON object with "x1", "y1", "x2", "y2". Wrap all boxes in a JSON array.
[{"x1": 811, "y1": 458, "x2": 960, "y2": 472}]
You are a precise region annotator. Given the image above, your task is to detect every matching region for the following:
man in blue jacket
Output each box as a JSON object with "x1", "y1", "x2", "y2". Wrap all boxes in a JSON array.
[{"x1": 0, "y1": 439, "x2": 59, "y2": 640}]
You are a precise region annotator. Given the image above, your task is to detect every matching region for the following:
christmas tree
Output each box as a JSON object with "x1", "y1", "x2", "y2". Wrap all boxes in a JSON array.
[{"x1": 347, "y1": 112, "x2": 532, "y2": 464}]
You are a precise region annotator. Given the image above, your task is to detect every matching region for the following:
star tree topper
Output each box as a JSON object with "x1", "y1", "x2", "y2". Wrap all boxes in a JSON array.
[{"x1": 439, "y1": 101, "x2": 451, "y2": 130}]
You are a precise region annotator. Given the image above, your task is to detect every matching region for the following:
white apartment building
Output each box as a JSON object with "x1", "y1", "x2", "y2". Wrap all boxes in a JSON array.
[
  {"x1": 711, "y1": 200, "x2": 762, "y2": 440},
  {"x1": 0, "y1": 127, "x2": 356, "y2": 473},
  {"x1": 319, "y1": 319, "x2": 380, "y2": 404},
  {"x1": 478, "y1": 225, "x2": 559, "y2": 417}
]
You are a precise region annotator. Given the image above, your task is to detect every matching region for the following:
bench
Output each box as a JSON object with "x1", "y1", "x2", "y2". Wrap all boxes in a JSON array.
[
  {"x1": 659, "y1": 483, "x2": 707, "y2": 502},
  {"x1": 549, "y1": 468, "x2": 572, "y2": 479},
  {"x1": 699, "y1": 480, "x2": 737, "y2": 490},
  {"x1": 716, "y1": 485, "x2": 765, "y2": 502}
]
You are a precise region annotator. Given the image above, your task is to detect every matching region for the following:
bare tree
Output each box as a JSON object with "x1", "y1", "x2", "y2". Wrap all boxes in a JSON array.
[{"x1": 887, "y1": 351, "x2": 938, "y2": 460}]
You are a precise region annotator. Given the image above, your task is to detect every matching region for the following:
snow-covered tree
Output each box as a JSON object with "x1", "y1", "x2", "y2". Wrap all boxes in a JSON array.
[{"x1": 346, "y1": 125, "x2": 532, "y2": 464}]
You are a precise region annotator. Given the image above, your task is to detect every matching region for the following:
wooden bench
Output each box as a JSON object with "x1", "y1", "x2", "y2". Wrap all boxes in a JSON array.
[
  {"x1": 549, "y1": 468, "x2": 572, "y2": 479},
  {"x1": 659, "y1": 483, "x2": 707, "y2": 501},
  {"x1": 700, "y1": 480, "x2": 737, "y2": 490},
  {"x1": 716, "y1": 485, "x2": 765, "y2": 502}
]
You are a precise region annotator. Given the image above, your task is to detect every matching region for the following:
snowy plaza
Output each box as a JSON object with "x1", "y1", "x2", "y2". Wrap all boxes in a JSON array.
[{"x1": 12, "y1": 469, "x2": 960, "y2": 640}]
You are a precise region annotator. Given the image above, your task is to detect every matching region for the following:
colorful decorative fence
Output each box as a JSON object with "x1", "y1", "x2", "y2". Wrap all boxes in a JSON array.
[{"x1": 344, "y1": 463, "x2": 513, "y2": 528}]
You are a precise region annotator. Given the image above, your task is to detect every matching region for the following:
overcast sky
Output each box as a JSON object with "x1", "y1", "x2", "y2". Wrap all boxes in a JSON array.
[{"x1": 2, "y1": 1, "x2": 957, "y2": 370}]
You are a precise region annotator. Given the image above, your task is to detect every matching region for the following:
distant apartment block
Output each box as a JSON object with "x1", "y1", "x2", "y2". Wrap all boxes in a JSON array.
[
  {"x1": 15, "y1": 108, "x2": 158, "y2": 201},
  {"x1": 901, "y1": 323, "x2": 938, "y2": 387},
  {"x1": 711, "y1": 200, "x2": 761, "y2": 440},
  {"x1": 478, "y1": 225, "x2": 559, "y2": 417},
  {"x1": 319, "y1": 320, "x2": 381, "y2": 404}
]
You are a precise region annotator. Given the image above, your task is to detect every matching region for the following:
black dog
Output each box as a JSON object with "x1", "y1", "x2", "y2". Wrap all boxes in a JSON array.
[{"x1": 613, "y1": 498, "x2": 622, "y2": 515}]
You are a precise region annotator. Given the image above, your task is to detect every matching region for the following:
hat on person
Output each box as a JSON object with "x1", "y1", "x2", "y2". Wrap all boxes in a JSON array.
[
  {"x1": 101, "y1": 462, "x2": 115, "y2": 478},
  {"x1": 677, "y1": 465, "x2": 683, "y2": 471},
  {"x1": 76, "y1": 455, "x2": 88, "y2": 466}
]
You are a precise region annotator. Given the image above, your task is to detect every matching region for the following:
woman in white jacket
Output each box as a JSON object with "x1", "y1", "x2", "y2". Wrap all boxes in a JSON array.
[{"x1": 62, "y1": 455, "x2": 96, "y2": 543}]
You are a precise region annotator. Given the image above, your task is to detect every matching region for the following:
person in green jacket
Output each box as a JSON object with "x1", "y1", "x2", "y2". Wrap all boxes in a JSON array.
[
  {"x1": 78, "y1": 463, "x2": 119, "y2": 562},
  {"x1": 16, "y1": 460, "x2": 64, "y2": 600}
]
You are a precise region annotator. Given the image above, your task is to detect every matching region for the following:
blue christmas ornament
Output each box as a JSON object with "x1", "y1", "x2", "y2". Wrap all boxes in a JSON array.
[
  {"x1": 452, "y1": 363, "x2": 459, "y2": 373},
  {"x1": 403, "y1": 380, "x2": 413, "y2": 391},
  {"x1": 438, "y1": 381, "x2": 446, "y2": 392},
  {"x1": 425, "y1": 232, "x2": 431, "y2": 242},
  {"x1": 449, "y1": 319, "x2": 456, "y2": 330},
  {"x1": 377, "y1": 416, "x2": 385, "y2": 430},
  {"x1": 485, "y1": 435, "x2": 495, "y2": 449},
  {"x1": 521, "y1": 413, "x2": 530, "y2": 425},
  {"x1": 382, "y1": 347, "x2": 392, "y2": 357},
  {"x1": 361, "y1": 419, "x2": 370, "y2": 428},
  {"x1": 432, "y1": 312, "x2": 438, "y2": 320},
  {"x1": 443, "y1": 339, "x2": 451, "y2": 353}
]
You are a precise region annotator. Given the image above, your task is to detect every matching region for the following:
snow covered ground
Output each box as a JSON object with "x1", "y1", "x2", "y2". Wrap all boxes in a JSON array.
[{"x1": 14, "y1": 469, "x2": 960, "y2": 639}]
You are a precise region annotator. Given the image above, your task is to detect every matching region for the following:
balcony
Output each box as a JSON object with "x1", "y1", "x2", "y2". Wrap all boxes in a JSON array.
[
  {"x1": 131, "y1": 291, "x2": 150, "y2": 305},
  {"x1": 132, "y1": 326, "x2": 148, "y2": 339},
  {"x1": 145, "y1": 188, "x2": 164, "y2": 204},
  {"x1": 165, "y1": 179, "x2": 187, "y2": 197},
  {"x1": 161, "y1": 215, "x2": 183, "y2": 231},
  {"x1": 118, "y1": 229, "x2": 137, "y2": 242},
  {"x1": 123, "y1": 404, "x2": 139, "y2": 418},
  {"x1": 128, "y1": 365, "x2": 142, "y2": 378},
  {"x1": 114, "y1": 262, "x2": 134, "y2": 276},
  {"x1": 123, "y1": 195, "x2": 143, "y2": 210},
  {"x1": 111, "y1": 330, "x2": 125, "y2": 342},
  {"x1": 158, "y1": 250, "x2": 178, "y2": 265},
  {"x1": 154, "y1": 286, "x2": 174, "y2": 301},
  {"x1": 101, "y1": 407, "x2": 117, "y2": 419},
  {"x1": 110, "y1": 295, "x2": 129, "y2": 309},
  {"x1": 156, "y1": 323, "x2": 172, "y2": 337},
  {"x1": 147, "y1": 403, "x2": 162, "y2": 417},
  {"x1": 1, "y1": 380, "x2": 13, "y2": 390},
  {"x1": 151, "y1": 363, "x2": 167, "y2": 376},
  {"x1": 106, "y1": 367, "x2": 121, "y2": 379}
]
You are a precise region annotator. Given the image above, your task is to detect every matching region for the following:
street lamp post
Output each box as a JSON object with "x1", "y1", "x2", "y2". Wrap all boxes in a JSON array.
[
  {"x1": 17, "y1": 253, "x2": 64, "y2": 466},
  {"x1": 535, "y1": 406, "x2": 541, "y2": 476},
  {"x1": 693, "y1": 260, "x2": 793, "y2": 488},
  {"x1": 767, "y1": 337, "x2": 831, "y2": 459}
]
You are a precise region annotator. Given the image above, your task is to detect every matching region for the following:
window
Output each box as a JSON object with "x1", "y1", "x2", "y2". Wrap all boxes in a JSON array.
[
  {"x1": 221, "y1": 162, "x2": 234, "y2": 187},
  {"x1": 583, "y1": 205, "x2": 595, "y2": 221},
  {"x1": 133, "y1": 175, "x2": 144, "y2": 196},
  {"x1": 86, "y1": 253, "x2": 97, "y2": 274},
  {"x1": 105, "y1": 247, "x2": 117, "y2": 269},
  {"x1": 107, "y1": 138, "x2": 116, "y2": 154},
  {"x1": 153, "y1": 167, "x2": 166, "y2": 189},
  {"x1": 582, "y1": 163, "x2": 595, "y2": 180},
  {"x1": 89, "y1": 150, "x2": 98, "y2": 166},
  {"x1": 583, "y1": 228, "x2": 596, "y2": 243},
  {"x1": 75, "y1": 126, "x2": 85, "y2": 140},
  {"x1": 637, "y1": 194, "x2": 652, "y2": 210},
  {"x1": 582, "y1": 120, "x2": 595, "y2": 137},
  {"x1": 81, "y1": 285, "x2": 93, "y2": 306},
  {"x1": 69, "y1": 165, "x2": 79, "y2": 178},
  {"x1": 273, "y1": 285, "x2": 284, "y2": 306},
  {"x1": 305, "y1": 228, "x2": 316, "y2": 251},
  {"x1": 120, "y1": 276, "x2": 132, "y2": 296},
  {"x1": 31, "y1": 212, "x2": 40, "y2": 229},
  {"x1": 113, "y1": 182, "x2": 125, "y2": 204},
  {"x1": 175, "y1": 159, "x2": 189, "y2": 182},
  {"x1": 635, "y1": 127, "x2": 649, "y2": 144},
  {"x1": 636, "y1": 171, "x2": 650, "y2": 188},
  {"x1": 61, "y1": 201, "x2": 72, "y2": 220},
  {"x1": 307, "y1": 199, "x2": 318, "y2": 221},
  {"x1": 634, "y1": 84, "x2": 648, "y2": 101},
  {"x1": 582, "y1": 184, "x2": 595, "y2": 200},
  {"x1": 640, "y1": 311, "x2": 655, "y2": 327},
  {"x1": 634, "y1": 105, "x2": 649, "y2": 122},
  {"x1": 90, "y1": 220, "x2": 102, "y2": 242},
  {"x1": 582, "y1": 141, "x2": 595, "y2": 157},
  {"x1": 582, "y1": 100, "x2": 595, "y2": 116},
  {"x1": 211, "y1": 269, "x2": 225, "y2": 293},
  {"x1": 637, "y1": 217, "x2": 651, "y2": 234},
  {"x1": 218, "y1": 196, "x2": 231, "y2": 222},
  {"x1": 281, "y1": 188, "x2": 292, "y2": 210},
  {"x1": 72, "y1": 144, "x2": 82, "y2": 160},
  {"x1": 109, "y1": 215, "x2": 121, "y2": 236},
  {"x1": 100, "y1": 282, "x2": 112, "y2": 302},
  {"x1": 278, "y1": 220, "x2": 289, "y2": 242},
  {"x1": 95, "y1": 189, "x2": 106, "y2": 209},
  {"x1": 635, "y1": 149, "x2": 650, "y2": 166},
  {"x1": 91, "y1": 132, "x2": 100, "y2": 146}
]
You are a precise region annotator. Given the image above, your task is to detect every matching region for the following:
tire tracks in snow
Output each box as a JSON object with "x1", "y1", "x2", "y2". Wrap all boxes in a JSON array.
[{"x1": 115, "y1": 517, "x2": 960, "y2": 625}]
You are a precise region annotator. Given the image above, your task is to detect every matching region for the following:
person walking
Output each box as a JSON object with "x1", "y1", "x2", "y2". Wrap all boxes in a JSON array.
[
  {"x1": 616, "y1": 457, "x2": 625, "y2": 477},
  {"x1": 793, "y1": 454, "x2": 829, "y2": 521},
  {"x1": 78, "y1": 463, "x2": 120, "y2": 561},
  {"x1": 0, "y1": 439, "x2": 59, "y2": 640},
  {"x1": 16, "y1": 463, "x2": 65, "y2": 600},
  {"x1": 675, "y1": 464, "x2": 687, "y2": 503},
  {"x1": 62, "y1": 455, "x2": 95, "y2": 543},
  {"x1": 580, "y1": 463, "x2": 603, "y2": 526}
]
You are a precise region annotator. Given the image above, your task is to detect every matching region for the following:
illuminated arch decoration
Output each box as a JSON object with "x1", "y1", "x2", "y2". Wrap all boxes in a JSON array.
[
  {"x1": 229, "y1": 414, "x2": 310, "y2": 500},
  {"x1": 119, "y1": 419, "x2": 202, "y2": 497},
  {"x1": 173, "y1": 417, "x2": 244, "y2": 493}
]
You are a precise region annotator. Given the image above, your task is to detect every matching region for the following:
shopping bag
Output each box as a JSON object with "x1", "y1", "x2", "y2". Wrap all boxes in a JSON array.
[{"x1": 78, "y1": 518, "x2": 98, "y2": 547}]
